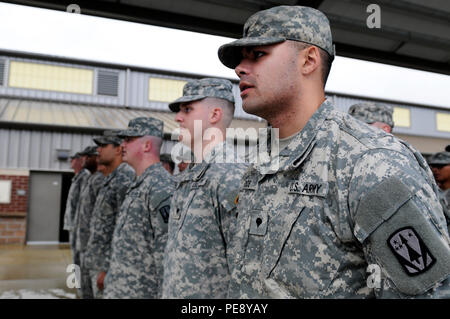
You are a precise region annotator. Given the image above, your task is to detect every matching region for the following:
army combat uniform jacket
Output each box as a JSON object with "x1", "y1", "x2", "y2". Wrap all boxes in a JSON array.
[
  {"x1": 162, "y1": 142, "x2": 248, "y2": 298},
  {"x1": 64, "y1": 168, "x2": 91, "y2": 232},
  {"x1": 75, "y1": 171, "x2": 105, "y2": 261},
  {"x1": 104, "y1": 163, "x2": 176, "y2": 299},
  {"x1": 437, "y1": 188, "x2": 450, "y2": 234},
  {"x1": 84, "y1": 163, "x2": 135, "y2": 273},
  {"x1": 64, "y1": 168, "x2": 91, "y2": 265},
  {"x1": 72, "y1": 171, "x2": 104, "y2": 298},
  {"x1": 228, "y1": 100, "x2": 450, "y2": 299}
]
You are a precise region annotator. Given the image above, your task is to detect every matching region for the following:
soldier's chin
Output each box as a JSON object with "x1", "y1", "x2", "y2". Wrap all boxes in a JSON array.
[{"x1": 242, "y1": 100, "x2": 260, "y2": 116}]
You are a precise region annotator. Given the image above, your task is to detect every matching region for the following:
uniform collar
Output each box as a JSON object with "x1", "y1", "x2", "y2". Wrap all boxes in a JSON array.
[
  {"x1": 203, "y1": 140, "x2": 234, "y2": 164},
  {"x1": 73, "y1": 168, "x2": 90, "y2": 182},
  {"x1": 186, "y1": 141, "x2": 233, "y2": 181},
  {"x1": 254, "y1": 99, "x2": 333, "y2": 174},
  {"x1": 132, "y1": 162, "x2": 163, "y2": 188},
  {"x1": 104, "y1": 162, "x2": 127, "y2": 185}
]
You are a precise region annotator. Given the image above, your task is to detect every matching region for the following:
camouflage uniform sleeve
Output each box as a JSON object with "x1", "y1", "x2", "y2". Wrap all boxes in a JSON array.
[
  {"x1": 445, "y1": 190, "x2": 450, "y2": 233},
  {"x1": 146, "y1": 185, "x2": 173, "y2": 297},
  {"x1": 77, "y1": 174, "x2": 104, "y2": 253},
  {"x1": 348, "y1": 149, "x2": 450, "y2": 298},
  {"x1": 80, "y1": 170, "x2": 91, "y2": 192},
  {"x1": 64, "y1": 173, "x2": 86, "y2": 231},
  {"x1": 63, "y1": 182, "x2": 77, "y2": 231},
  {"x1": 92, "y1": 192, "x2": 116, "y2": 271},
  {"x1": 216, "y1": 164, "x2": 247, "y2": 246},
  {"x1": 115, "y1": 166, "x2": 136, "y2": 206},
  {"x1": 437, "y1": 190, "x2": 450, "y2": 234}
]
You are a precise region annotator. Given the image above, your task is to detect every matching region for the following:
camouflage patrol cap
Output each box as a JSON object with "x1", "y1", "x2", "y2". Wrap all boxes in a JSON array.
[
  {"x1": 117, "y1": 117, "x2": 164, "y2": 138},
  {"x1": 218, "y1": 5, "x2": 335, "y2": 69},
  {"x1": 348, "y1": 102, "x2": 395, "y2": 128},
  {"x1": 79, "y1": 146, "x2": 98, "y2": 156},
  {"x1": 428, "y1": 152, "x2": 450, "y2": 166},
  {"x1": 93, "y1": 130, "x2": 123, "y2": 146},
  {"x1": 168, "y1": 78, "x2": 235, "y2": 112},
  {"x1": 70, "y1": 152, "x2": 81, "y2": 159}
]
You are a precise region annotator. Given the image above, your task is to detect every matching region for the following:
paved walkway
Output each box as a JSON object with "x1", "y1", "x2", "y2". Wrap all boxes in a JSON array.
[{"x1": 0, "y1": 244, "x2": 77, "y2": 299}]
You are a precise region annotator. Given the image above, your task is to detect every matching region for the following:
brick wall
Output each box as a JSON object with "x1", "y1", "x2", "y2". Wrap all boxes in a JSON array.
[
  {"x1": 0, "y1": 171, "x2": 29, "y2": 245},
  {"x1": 0, "y1": 217, "x2": 26, "y2": 244}
]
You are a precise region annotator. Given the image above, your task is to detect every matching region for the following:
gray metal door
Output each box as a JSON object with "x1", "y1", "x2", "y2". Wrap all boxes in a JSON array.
[{"x1": 26, "y1": 172, "x2": 62, "y2": 243}]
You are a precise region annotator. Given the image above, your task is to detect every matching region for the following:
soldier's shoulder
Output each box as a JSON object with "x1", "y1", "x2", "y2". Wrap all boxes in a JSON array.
[
  {"x1": 119, "y1": 163, "x2": 136, "y2": 176},
  {"x1": 145, "y1": 165, "x2": 176, "y2": 190},
  {"x1": 210, "y1": 161, "x2": 248, "y2": 176},
  {"x1": 91, "y1": 171, "x2": 105, "y2": 183},
  {"x1": 204, "y1": 163, "x2": 247, "y2": 190},
  {"x1": 113, "y1": 163, "x2": 135, "y2": 186},
  {"x1": 324, "y1": 107, "x2": 412, "y2": 158}
]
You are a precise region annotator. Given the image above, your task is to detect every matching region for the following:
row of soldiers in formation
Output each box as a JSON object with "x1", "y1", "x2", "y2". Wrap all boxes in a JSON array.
[{"x1": 65, "y1": 5, "x2": 450, "y2": 299}]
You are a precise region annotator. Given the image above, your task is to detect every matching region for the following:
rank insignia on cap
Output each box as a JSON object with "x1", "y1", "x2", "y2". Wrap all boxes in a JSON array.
[{"x1": 387, "y1": 227, "x2": 436, "y2": 276}]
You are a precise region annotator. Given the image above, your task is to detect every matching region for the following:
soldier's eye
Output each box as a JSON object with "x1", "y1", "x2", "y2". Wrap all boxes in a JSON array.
[{"x1": 253, "y1": 51, "x2": 266, "y2": 59}]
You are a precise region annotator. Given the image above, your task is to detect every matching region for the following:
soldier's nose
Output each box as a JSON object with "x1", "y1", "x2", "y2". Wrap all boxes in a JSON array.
[{"x1": 235, "y1": 62, "x2": 249, "y2": 78}]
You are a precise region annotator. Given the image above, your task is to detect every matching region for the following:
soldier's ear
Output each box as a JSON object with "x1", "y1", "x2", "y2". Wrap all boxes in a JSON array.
[
  {"x1": 209, "y1": 107, "x2": 223, "y2": 125},
  {"x1": 301, "y1": 46, "x2": 320, "y2": 76},
  {"x1": 143, "y1": 138, "x2": 152, "y2": 153},
  {"x1": 115, "y1": 144, "x2": 123, "y2": 156}
]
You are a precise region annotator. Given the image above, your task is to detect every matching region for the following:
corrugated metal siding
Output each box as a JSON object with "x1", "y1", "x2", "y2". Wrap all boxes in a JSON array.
[
  {"x1": 0, "y1": 59, "x2": 4, "y2": 86},
  {"x1": 0, "y1": 128, "x2": 96, "y2": 170},
  {"x1": 0, "y1": 128, "x2": 180, "y2": 171}
]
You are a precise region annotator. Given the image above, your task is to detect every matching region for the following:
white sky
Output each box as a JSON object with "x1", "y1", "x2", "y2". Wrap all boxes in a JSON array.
[{"x1": 0, "y1": 2, "x2": 449, "y2": 109}]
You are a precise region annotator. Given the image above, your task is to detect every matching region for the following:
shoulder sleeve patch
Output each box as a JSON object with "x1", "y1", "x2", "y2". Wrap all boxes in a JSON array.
[
  {"x1": 387, "y1": 226, "x2": 436, "y2": 276},
  {"x1": 354, "y1": 176, "x2": 450, "y2": 295}
]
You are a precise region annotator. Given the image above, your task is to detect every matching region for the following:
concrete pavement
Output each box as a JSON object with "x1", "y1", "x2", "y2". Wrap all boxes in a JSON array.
[{"x1": 0, "y1": 244, "x2": 77, "y2": 299}]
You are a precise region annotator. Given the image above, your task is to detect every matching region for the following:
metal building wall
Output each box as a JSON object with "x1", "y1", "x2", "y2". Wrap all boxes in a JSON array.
[
  {"x1": 328, "y1": 93, "x2": 450, "y2": 139},
  {"x1": 0, "y1": 128, "x2": 177, "y2": 171},
  {"x1": 0, "y1": 55, "x2": 125, "y2": 107},
  {"x1": 0, "y1": 54, "x2": 263, "y2": 121},
  {"x1": 127, "y1": 70, "x2": 262, "y2": 121},
  {"x1": 0, "y1": 128, "x2": 96, "y2": 170}
]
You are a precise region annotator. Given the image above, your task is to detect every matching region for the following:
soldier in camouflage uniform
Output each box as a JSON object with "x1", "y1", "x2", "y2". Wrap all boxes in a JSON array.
[
  {"x1": 348, "y1": 102, "x2": 394, "y2": 133},
  {"x1": 64, "y1": 148, "x2": 91, "y2": 267},
  {"x1": 218, "y1": 5, "x2": 450, "y2": 298},
  {"x1": 428, "y1": 151, "x2": 450, "y2": 231},
  {"x1": 162, "y1": 78, "x2": 248, "y2": 298},
  {"x1": 84, "y1": 133, "x2": 135, "y2": 298},
  {"x1": 103, "y1": 117, "x2": 176, "y2": 299},
  {"x1": 74, "y1": 147, "x2": 105, "y2": 299}
]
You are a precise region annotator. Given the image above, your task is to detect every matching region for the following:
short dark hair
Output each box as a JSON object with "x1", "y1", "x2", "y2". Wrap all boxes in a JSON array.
[
  {"x1": 289, "y1": 41, "x2": 333, "y2": 88},
  {"x1": 163, "y1": 160, "x2": 175, "y2": 171}
]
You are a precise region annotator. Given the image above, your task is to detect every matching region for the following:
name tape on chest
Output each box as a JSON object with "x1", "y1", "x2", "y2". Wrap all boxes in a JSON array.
[{"x1": 288, "y1": 181, "x2": 327, "y2": 197}]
